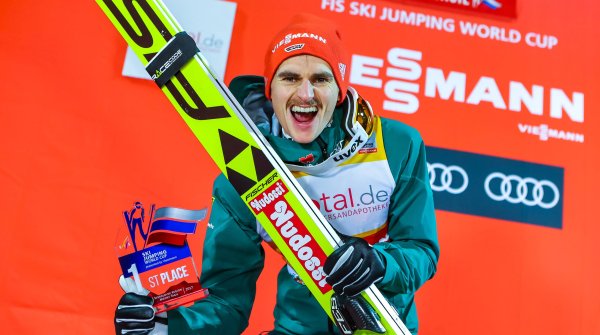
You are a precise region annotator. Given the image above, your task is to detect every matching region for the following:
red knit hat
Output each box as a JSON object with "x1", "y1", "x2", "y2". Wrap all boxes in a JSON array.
[{"x1": 264, "y1": 13, "x2": 349, "y2": 104}]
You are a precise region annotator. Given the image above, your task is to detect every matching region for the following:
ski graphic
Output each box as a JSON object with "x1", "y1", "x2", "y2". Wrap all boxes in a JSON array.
[{"x1": 95, "y1": 1, "x2": 410, "y2": 333}]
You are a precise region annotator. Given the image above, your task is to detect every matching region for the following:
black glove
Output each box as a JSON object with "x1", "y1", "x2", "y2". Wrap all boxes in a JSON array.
[
  {"x1": 323, "y1": 237, "x2": 386, "y2": 297},
  {"x1": 114, "y1": 293, "x2": 157, "y2": 335}
]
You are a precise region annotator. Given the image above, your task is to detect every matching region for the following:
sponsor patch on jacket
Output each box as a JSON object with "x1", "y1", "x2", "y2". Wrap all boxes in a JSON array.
[
  {"x1": 359, "y1": 136, "x2": 377, "y2": 154},
  {"x1": 299, "y1": 153, "x2": 315, "y2": 164}
]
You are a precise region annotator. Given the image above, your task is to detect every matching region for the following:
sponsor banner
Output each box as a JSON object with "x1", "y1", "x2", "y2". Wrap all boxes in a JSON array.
[
  {"x1": 320, "y1": 0, "x2": 585, "y2": 151},
  {"x1": 122, "y1": 0, "x2": 236, "y2": 80},
  {"x1": 398, "y1": 0, "x2": 517, "y2": 19},
  {"x1": 4, "y1": 0, "x2": 598, "y2": 334},
  {"x1": 349, "y1": 46, "x2": 582, "y2": 122},
  {"x1": 426, "y1": 146, "x2": 564, "y2": 228}
]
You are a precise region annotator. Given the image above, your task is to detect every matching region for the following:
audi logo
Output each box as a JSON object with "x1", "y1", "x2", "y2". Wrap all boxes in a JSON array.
[
  {"x1": 484, "y1": 172, "x2": 560, "y2": 209},
  {"x1": 427, "y1": 163, "x2": 469, "y2": 194}
]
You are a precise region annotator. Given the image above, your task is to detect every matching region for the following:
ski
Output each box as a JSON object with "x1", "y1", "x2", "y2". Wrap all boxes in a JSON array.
[{"x1": 95, "y1": 1, "x2": 410, "y2": 333}]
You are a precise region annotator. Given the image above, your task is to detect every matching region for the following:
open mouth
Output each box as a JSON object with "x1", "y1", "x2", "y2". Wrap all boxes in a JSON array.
[{"x1": 291, "y1": 105, "x2": 318, "y2": 123}]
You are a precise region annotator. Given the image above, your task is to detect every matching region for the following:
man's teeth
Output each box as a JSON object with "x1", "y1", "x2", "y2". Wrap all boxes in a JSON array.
[{"x1": 291, "y1": 106, "x2": 318, "y2": 113}]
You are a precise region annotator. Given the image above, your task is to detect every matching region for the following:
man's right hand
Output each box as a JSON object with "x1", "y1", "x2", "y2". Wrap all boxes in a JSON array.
[
  {"x1": 114, "y1": 292, "x2": 156, "y2": 335},
  {"x1": 114, "y1": 276, "x2": 167, "y2": 335}
]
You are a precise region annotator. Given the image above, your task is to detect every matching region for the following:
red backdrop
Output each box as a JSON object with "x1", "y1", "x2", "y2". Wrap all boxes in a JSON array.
[{"x1": 1, "y1": 0, "x2": 598, "y2": 334}]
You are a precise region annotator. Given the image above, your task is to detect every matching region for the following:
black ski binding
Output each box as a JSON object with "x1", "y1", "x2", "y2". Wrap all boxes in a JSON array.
[{"x1": 331, "y1": 293, "x2": 386, "y2": 334}]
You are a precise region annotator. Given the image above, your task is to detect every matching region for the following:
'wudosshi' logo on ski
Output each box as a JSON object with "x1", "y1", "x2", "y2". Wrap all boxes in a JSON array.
[{"x1": 248, "y1": 181, "x2": 331, "y2": 293}]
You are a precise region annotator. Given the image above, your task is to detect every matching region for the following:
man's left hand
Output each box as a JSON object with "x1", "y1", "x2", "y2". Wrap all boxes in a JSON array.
[{"x1": 323, "y1": 237, "x2": 385, "y2": 297}]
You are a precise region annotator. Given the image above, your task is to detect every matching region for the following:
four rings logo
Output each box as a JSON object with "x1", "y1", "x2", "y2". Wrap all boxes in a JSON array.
[
  {"x1": 484, "y1": 172, "x2": 560, "y2": 209},
  {"x1": 428, "y1": 163, "x2": 469, "y2": 194},
  {"x1": 425, "y1": 147, "x2": 563, "y2": 228},
  {"x1": 428, "y1": 162, "x2": 561, "y2": 210}
]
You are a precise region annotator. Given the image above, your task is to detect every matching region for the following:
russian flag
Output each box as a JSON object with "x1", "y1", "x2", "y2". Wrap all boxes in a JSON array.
[{"x1": 145, "y1": 207, "x2": 207, "y2": 246}]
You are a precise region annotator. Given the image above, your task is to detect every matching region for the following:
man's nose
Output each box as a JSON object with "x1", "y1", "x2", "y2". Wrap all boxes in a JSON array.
[{"x1": 296, "y1": 79, "x2": 315, "y2": 102}]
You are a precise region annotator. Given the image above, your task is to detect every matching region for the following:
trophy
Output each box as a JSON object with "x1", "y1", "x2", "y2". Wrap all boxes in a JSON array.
[{"x1": 115, "y1": 202, "x2": 209, "y2": 313}]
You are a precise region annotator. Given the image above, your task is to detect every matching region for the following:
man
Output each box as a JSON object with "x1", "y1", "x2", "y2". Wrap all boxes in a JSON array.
[{"x1": 115, "y1": 13, "x2": 439, "y2": 335}]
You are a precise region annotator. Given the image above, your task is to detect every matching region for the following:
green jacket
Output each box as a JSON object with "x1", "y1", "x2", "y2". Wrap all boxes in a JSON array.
[{"x1": 168, "y1": 76, "x2": 439, "y2": 334}]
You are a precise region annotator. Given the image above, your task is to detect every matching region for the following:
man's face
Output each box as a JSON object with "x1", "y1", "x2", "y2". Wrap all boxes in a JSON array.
[{"x1": 270, "y1": 55, "x2": 340, "y2": 144}]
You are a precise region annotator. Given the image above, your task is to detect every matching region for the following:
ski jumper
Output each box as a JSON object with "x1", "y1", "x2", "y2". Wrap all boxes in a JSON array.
[{"x1": 167, "y1": 76, "x2": 439, "y2": 335}]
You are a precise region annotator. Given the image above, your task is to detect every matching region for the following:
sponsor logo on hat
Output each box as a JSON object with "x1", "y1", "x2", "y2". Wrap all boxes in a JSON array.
[
  {"x1": 285, "y1": 43, "x2": 305, "y2": 52},
  {"x1": 272, "y1": 33, "x2": 327, "y2": 53}
]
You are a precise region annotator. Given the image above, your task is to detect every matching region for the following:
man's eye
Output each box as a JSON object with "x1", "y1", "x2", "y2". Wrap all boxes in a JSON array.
[
  {"x1": 283, "y1": 76, "x2": 297, "y2": 82},
  {"x1": 315, "y1": 77, "x2": 330, "y2": 83}
]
